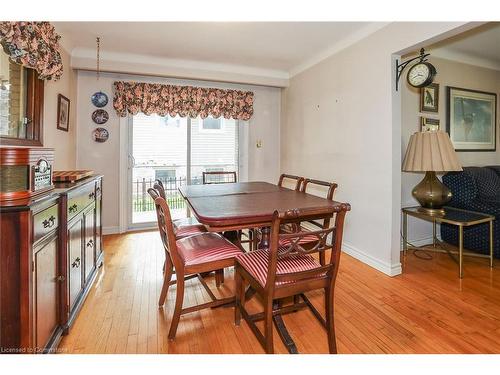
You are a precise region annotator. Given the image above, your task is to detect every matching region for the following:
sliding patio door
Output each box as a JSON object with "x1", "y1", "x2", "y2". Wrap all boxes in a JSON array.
[{"x1": 128, "y1": 114, "x2": 240, "y2": 228}]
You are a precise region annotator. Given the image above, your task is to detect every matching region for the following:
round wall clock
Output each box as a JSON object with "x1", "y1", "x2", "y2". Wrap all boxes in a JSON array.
[
  {"x1": 91, "y1": 91, "x2": 108, "y2": 107},
  {"x1": 407, "y1": 61, "x2": 437, "y2": 88},
  {"x1": 92, "y1": 109, "x2": 109, "y2": 125},
  {"x1": 92, "y1": 127, "x2": 109, "y2": 143}
]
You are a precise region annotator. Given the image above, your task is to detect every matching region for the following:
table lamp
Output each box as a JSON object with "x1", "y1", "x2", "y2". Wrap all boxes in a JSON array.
[{"x1": 402, "y1": 131, "x2": 462, "y2": 215}]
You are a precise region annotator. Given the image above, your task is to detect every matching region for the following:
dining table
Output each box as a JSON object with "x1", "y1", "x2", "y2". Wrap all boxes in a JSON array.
[{"x1": 178, "y1": 180, "x2": 342, "y2": 353}]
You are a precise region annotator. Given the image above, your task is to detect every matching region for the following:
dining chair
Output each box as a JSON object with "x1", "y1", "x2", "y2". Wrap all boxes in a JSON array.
[
  {"x1": 282, "y1": 179, "x2": 339, "y2": 265},
  {"x1": 154, "y1": 179, "x2": 203, "y2": 234},
  {"x1": 277, "y1": 174, "x2": 304, "y2": 191},
  {"x1": 148, "y1": 188, "x2": 244, "y2": 339},
  {"x1": 234, "y1": 204, "x2": 350, "y2": 354},
  {"x1": 202, "y1": 171, "x2": 237, "y2": 184}
]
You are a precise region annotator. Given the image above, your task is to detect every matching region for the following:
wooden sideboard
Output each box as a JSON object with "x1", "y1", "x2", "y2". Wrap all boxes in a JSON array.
[{"x1": 0, "y1": 175, "x2": 103, "y2": 353}]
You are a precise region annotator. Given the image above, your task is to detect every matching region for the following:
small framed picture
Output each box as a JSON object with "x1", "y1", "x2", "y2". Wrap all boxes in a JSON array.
[
  {"x1": 57, "y1": 94, "x2": 70, "y2": 132},
  {"x1": 420, "y1": 83, "x2": 439, "y2": 113},
  {"x1": 421, "y1": 117, "x2": 440, "y2": 132}
]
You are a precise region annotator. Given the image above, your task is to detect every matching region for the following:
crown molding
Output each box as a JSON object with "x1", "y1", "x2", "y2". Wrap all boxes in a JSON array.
[
  {"x1": 288, "y1": 22, "x2": 390, "y2": 78},
  {"x1": 431, "y1": 48, "x2": 500, "y2": 72},
  {"x1": 70, "y1": 48, "x2": 289, "y2": 88}
]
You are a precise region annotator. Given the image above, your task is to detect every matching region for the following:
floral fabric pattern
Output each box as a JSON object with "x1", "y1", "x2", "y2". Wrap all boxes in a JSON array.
[
  {"x1": 113, "y1": 81, "x2": 254, "y2": 120},
  {"x1": 0, "y1": 21, "x2": 63, "y2": 81}
]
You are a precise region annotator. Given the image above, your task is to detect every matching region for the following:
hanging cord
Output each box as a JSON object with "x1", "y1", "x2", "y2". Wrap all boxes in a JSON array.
[
  {"x1": 400, "y1": 231, "x2": 434, "y2": 260},
  {"x1": 96, "y1": 37, "x2": 100, "y2": 81}
]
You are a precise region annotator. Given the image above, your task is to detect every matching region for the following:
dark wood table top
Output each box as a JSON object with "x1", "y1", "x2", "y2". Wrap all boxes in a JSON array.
[
  {"x1": 179, "y1": 181, "x2": 285, "y2": 198},
  {"x1": 179, "y1": 181, "x2": 340, "y2": 229}
]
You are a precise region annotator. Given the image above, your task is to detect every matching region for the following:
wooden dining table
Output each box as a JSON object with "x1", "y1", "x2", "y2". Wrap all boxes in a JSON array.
[
  {"x1": 178, "y1": 181, "x2": 341, "y2": 353},
  {"x1": 179, "y1": 181, "x2": 339, "y2": 249}
]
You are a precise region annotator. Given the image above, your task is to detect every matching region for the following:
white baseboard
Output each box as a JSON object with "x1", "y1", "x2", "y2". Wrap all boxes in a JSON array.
[
  {"x1": 103, "y1": 226, "x2": 120, "y2": 235},
  {"x1": 342, "y1": 241, "x2": 402, "y2": 277}
]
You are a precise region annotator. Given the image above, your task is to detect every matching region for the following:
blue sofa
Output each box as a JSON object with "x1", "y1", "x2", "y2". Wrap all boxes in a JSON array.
[{"x1": 441, "y1": 166, "x2": 500, "y2": 258}]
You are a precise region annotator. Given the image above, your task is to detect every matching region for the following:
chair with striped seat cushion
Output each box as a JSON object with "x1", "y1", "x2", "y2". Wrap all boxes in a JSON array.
[
  {"x1": 175, "y1": 224, "x2": 207, "y2": 239},
  {"x1": 148, "y1": 188, "x2": 244, "y2": 340},
  {"x1": 234, "y1": 204, "x2": 350, "y2": 354}
]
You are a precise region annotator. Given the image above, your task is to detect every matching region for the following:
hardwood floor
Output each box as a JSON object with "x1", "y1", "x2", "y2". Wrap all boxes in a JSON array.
[{"x1": 58, "y1": 231, "x2": 500, "y2": 354}]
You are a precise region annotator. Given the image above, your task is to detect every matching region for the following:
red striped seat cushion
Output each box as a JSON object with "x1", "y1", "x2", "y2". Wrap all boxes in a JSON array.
[
  {"x1": 175, "y1": 224, "x2": 207, "y2": 239},
  {"x1": 236, "y1": 249, "x2": 321, "y2": 287},
  {"x1": 177, "y1": 233, "x2": 243, "y2": 267}
]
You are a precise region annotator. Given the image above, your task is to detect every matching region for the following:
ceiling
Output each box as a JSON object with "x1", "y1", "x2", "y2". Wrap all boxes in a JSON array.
[
  {"x1": 431, "y1": 22, "x2": 500, "y2": 69},
  {"x1": 54, "y1": 22, "x2": 386, "y2": 77}
]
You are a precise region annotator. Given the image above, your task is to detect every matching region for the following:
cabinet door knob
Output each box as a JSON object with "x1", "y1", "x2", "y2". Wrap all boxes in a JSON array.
[
  {"x1": 72, "y1": 257, "x2": 81, "y2": 268},
  {"x1": 87, "y1": 239, "x2": 94, "y2": 248},
  {"x1": 88, "y1": 192, "x2": 95, "y2": 199},
  {"x1": 69, "y1": 204, "x2": 78, "y2": 213},
  {"x1": 56, "y1": 275, "x2": 66, "y2": 282}
]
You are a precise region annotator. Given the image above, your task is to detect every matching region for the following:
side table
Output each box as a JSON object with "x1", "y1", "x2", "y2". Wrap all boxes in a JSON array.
[{"x1": 402, "y1": 206, "x2": 494, "y2": 278}]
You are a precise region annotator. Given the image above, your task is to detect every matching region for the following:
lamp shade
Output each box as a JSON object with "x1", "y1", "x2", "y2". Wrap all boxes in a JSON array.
[{"x1": 402, "y1": 131, "x2": 462, "y2": 172}]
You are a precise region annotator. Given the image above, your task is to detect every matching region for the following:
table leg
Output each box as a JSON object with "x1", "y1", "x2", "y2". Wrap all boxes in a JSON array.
[
  {"x1": 259, "y1": 226, "x2": 271, "y2": 249},
  {"x1": 402, "y1": 212, "x2": 408, "y2": 256},
  {"x1": 459, "y1": 226, "x2": 464, "y2": 279},
  {"x1": 490, "y1": 221, "x2": 494, "y2": 268},
  {"x1": 432, "y1": 219, "x2": 436, "y2": 249}
]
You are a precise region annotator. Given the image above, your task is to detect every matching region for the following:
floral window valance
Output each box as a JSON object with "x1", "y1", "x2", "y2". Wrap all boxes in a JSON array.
[
  {"x1": 113, "y1": 81, "x2": 254, "y2": 120},
  {"x1": 0, "y1": 21, "x2": 63, "y2": 81}
]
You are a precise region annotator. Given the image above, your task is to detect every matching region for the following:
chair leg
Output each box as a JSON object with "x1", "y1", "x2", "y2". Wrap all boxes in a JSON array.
[
  {"x1": 159, "y1": 256, "x2": 173, "y2": 306},
  {"x1": 215, "y1": 269, "x2": 224, "y2": 287},
  {"x1": 168, "y1": 272, "x2": 185, "y2": 340},
  {"x1": 264, "y1": 298, "x2": 274, "y2": 354},
  {"x1": 325, "y1": 287, "x2": 337, "y2": 354},
  {"x1": 234, "y1": 269, "x2": 244, "y2": 325}
]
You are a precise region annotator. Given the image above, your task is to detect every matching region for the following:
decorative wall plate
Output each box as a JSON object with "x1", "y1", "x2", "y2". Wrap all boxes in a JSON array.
[
  {"x1": 92, "y1": 109, "x2": 109, "y2": 124},
  {"x1": 92, "y1": 127, "x2": 109, "y2": 143},
  {"x1": 91, "y1": 91, "x2": 108, "y2": 107}
]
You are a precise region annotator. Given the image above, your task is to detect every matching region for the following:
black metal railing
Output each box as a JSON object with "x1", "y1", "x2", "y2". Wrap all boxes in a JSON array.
[{"x1": 132, "y1": 176, "x2": 204, "y2": 213}]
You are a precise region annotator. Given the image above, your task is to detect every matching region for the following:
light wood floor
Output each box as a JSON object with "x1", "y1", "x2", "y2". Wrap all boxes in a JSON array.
[{"x1": 58, "y1": 231, "x2": 500, "y2": 354}]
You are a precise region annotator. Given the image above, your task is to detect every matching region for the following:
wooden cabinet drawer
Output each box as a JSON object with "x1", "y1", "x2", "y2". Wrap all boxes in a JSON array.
[
  {"x1": 67, "y1": 183, "x2": 96, "y2": 220},
  {"x1": 33, "y1": 203, "x2": 58, "y2": 244}
]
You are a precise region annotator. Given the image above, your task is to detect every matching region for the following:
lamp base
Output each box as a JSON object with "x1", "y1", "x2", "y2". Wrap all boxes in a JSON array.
[{"x1": 412, "y1": 171, "x2": 452, "y2": 213}]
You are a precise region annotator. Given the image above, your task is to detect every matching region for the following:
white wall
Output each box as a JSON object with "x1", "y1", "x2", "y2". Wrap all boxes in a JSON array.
[
  {"x1": 281, "y1": 22, "x2": 471, "y2": 276},
  {"x1": 401, "y1": 57, "x2": 500, "y2": 244},
  {"x1": 75, "y1": 70, "x2": 281, "y2": 233},
  {"x1": 43, "y1": 48, "x2": 77, "y2": 170}
]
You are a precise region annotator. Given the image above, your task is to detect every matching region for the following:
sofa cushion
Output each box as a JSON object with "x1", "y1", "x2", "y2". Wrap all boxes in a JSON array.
[
  {"x1": 443, "y1": 170, "x2": 478, "y2": 206},
  {"x1": 467, "y1": 167, "x2": 500, "y2": 201}
]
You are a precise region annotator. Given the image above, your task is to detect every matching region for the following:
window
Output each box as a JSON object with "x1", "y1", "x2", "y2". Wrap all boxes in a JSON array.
[{"x1": 199, "y1": 116, "x2": 223, "y2": 132}]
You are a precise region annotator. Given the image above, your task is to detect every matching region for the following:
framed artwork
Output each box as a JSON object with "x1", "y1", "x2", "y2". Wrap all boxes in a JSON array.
[
  {"x1": 446, "y1": 87, "x2": 497, "y2": 151},
  {"x1": 420, "y1": 83, "x2": 439, "y2": 113},
  {"x1": 421, "y1": 117, "x2": 440, "y2": 132},
  {"x1": 57, "y1": 94, "x2": 70, "y2": 132}
]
